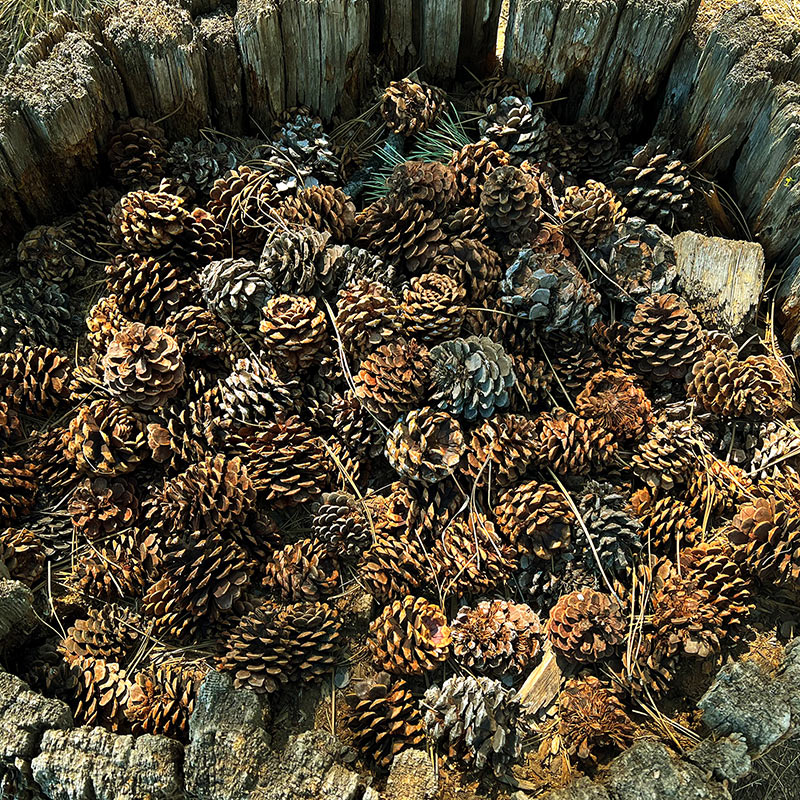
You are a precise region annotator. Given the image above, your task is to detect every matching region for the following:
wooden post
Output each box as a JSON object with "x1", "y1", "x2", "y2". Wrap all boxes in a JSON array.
[{"x1": 458, "y1": 0, "x2": 504, "y2": 78}]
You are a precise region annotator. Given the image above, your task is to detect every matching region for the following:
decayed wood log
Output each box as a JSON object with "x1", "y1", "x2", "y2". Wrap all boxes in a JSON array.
[
  {"x1": 777, "y1": 254, "x2": 800, "y2": 354},
  {"x1": 459, "y1": 0, "x2": 504, "y2": 78}
]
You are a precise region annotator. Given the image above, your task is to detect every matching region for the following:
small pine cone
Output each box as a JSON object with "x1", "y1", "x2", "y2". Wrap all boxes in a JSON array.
[
  {"x1": 460, "y1": 413, "x2": 538, "y2": 488},
  {"x1": 279, "y1": 185, "x2": 355, "y2": 242},
  {"x1": 451, "y1": 600, "x2": 543, "y2": 676},
  {"x1": 612, "y1": 142, "x2": 693, "y2": 231},
  {"x1": 430, "y1": 238, "x2": 502, "y2": 303},
  {"x1": 0, "y1": 277, "x2": 74, "y2": 351},
  {"x1": 233, "y1": 414, "x2": 329, "y2": 507},
  {"x1": 103, "y1": 323, "x2": 185, "y2": 410},
  {"x1": 633, "y1": 419, "x2": 703, "y2": 490},
  {"x1": 64, "y1": 398, "x2": 147, "y2": 476},
  {"x1": 26, "y1": 426, "x2": 77, "y2": 503},
  {"x1": 499, "y1": 251, "x2": 600, "y2": 337},
  {"x1": 622, "y1": 293, "x2": 705, "y2": 382},
  {"x1": 558, "y1": 676, "x2": 635, "y2": 763},
  {"x1": 480, "y1": 165, "x2": 541, "y2": 235},
  {"x1": 312, "y1": 491, "x2": 371, "y2": 557},
  {"x1": 262, "y1": 537, "x2": 340, "y2": 601},
  {"x1": 164, "y1": 305, "x2": 226, "y2": 361},
  {"x1": 110, "y1": 190, "x2": 191, "y2": 253},
  {"x1": 557, "y1": 180, "x2": 625, "y2": 249},
  {"x1": 684, "y1": 454, "x2": 751, "y2": 517},
  {"x1": 555, "y1": 117, "x2": 620, "y2": 178},
  {"x1": 331, "y1": 392, "x2": 384, "y2": 459},
  {"x1": 686, "y1": 348, "x2": 745, "y2": 416},
  {"x1": 386, "y1": 408, "x2": 465, "y2": 484},
  {"x1": 272, "y1": 112, "x2": 341, "y2": 185},
  {"x1": 368, "y1": 595, "x2": 451, "y2": 676},
  {"x1": 400, "y1": 273, "x2": 466, "y2": 344},
  {"x1": 258, "y1": 226, "x2": 332, "y2": 296},
  {"x1": 66, "y1": 186, "x2": 121, "y2": 260},
  {"x1": 359, "y1": 534, "x2": 430, "y2": 602},
  {"x1": 60, "y1": 605, "x2": 143, "y2": 664},
  {"x1": 68, "y1": 477, "x2": 139, "y2": 539},
  {"x1": 535, "y1": 408, "x2": 617, "y2": 475},
  {"x1": 590, "y1": 217, "x2": 677, "y2": 303},
  {"x1": 199, "y1": 256, "x2": 270, "y2": 332},
  {"x1": 619, "y1": 635, "x2": 677, "y2": 698},
  {"x1": 465, "y1": 298, "x2": 537, "y2": 356},
  {"x1": 0, "y1": 345, "x2": 72, "y2": 415},
  {"x1": 142, "y1": 529, "x2": 251, "y2": 639},
  {"x1": 0, "y1": 527, "x2": 45, "y2": 584},
  {"x1": 354, "y1": 339, "x2": 432, "y2": 422},
  {"x1": 575, "y1": 369, "x2": 653, "y2": 442},
  {"x1": 544, "y1": 336, "x2": 603, "y2": 400},
  {"x1": 739, "y1": 355, "x2": 793, "y2": 418},
  {"x1": 443, "y1": 206, "x2": 490, "y2": 242},
  {"x1": 423, "y1": 675, "x2": 521, "y2": 775},
  {"x1": 494, "y1": 479, "x2": 574, "y2": 559},
  {"x1": 479, "y1": 96, "x2": 550, "y2": 164},
  {"x1": 471, "y1": 76, "x2": 527, "y2": 111},
  {"x1": 166, "y1": 136, "x2": 239, "y2": 194},
  {"x1": 68, "y1": 656, "x2": 130, "y2": 730},
  {"x1": 335, "y1": 279, "x2": 402, "y2": 360},
  {"x1": 382, "y1": 479, "x2": 464, "y2": 542},
  {"x1": 107, "y1": 117, "x2": 167, "y2": 186},
  {"x1": 449, "y1": 140, "x2": 511, "y2": 207},
  {"x1": 531, "y1": 221, "x2": 572, "y2": 258},
  {"x1": 0, "y1": 401, "x2": 20, "y2": 447},
  {"x1": 387, "y1": 160, "x2": 457, "y2": 215},
  {"x1": 381, "y1": 79, "x2": 446, "y2": 136},
  {"x1": 17, "y1": 225, "x2": 85, "y2": 286},
  {"x1": 259, "y1": 294, "x2": 328, "y2": 371},
  {"x1": 126, "y1": 662, "x2": 207, "y2": 740},
  {"x1": 547, "y1": 588, "x2": 626, "y2": 662},
  {"x1": 355, "y1": 198, "x2": 445, "y2": 275},
  {"x1": 220, "y1": 357, "x2": 296, "y2": 424},
  {"x1": 345, "y1": 672, "x2": 425, "y2": 768},
  {"x1": 628, "y1": 488, "x2": 700, "y2": 554},
  {"x1": 327, "y1": 244, "x2": 397, "y2": 291},
  {"x1": 86, "y1": 295, "x2": 130, "y2": 353}
]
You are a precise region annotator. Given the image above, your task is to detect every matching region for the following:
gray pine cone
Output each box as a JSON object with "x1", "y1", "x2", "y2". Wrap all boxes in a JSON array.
[
  {"x1": 272, "y1": 114, "x2": 341, "y2": 186},
  {"x1": 199, "y1": 257, "x2": 271, "y2": 332},
  {"x1": 327, "y1": 245, "x2": 396, "y2": 291},
  {"x1": 166, "y1": 137, "x2": 240, "y2": 195},
  {"x1": 516, "y1": 551, "x2": 598, "y2": 613},
  {"x1": 259, "y1": 227, "x2": 333, "y2": 297},
  {"x1": 479, "y1": 96, "x2": 550, "y2": 165},
  {"x1": 430, "y1": 336, "x2": 516, "y2": 420},
  {"x1": 423, "y1": 675, "x2": 522, "y2": 775},
  {"x1": 311, "y1": 491, "x2": 371, "y2": 557},
  {"x1": 0, "y1": 278, "x2": 75, "y2": 349},
  {"x1": 499, "y1": 250, "x2": 600, "y2": 337},
  {"x1": 220, "y1": 357, "x2": 297, "y2": 423},
  {"x1": 17, "y1": 224, "x2": 85, "y2": 286}
]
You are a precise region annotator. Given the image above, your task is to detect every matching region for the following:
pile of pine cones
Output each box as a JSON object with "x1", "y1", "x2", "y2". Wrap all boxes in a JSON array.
[{"x1": 0, "y1": 74, "x2": 796, "y2": 783}]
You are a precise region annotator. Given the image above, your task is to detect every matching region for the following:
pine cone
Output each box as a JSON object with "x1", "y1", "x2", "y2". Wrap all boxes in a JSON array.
[
  {"x1": 612, "y1": 142, "x2": 693, "y2": 231},
  {"x1": 633, "y1": 419, "x2": 703, "y2": 490},
  {"x1": 544, "y1": 336, "x2": 603, "y2": 401},
  {"x1": 86, "y1": 295, "x2": 129, "y2": 354},
  {"x1": 752, "y1": 421, "x2": 800, "y2": 479},
  {"x1": 369, "y1": 595, "x2": 450, "y2": 676},
  {"x1": 381, "y1": 479, "x2": 464, "y2": 542},
  {"x1": 199, "y1": 256, "x2": 270, "y2": 332},
  {"x1": 279, "y1": 185, "x2": 355, "y2": 242},
  {"x1": 557, "y1": 180, "x2": 625, "y2": 249},
  {"x1": 465, "y1": 298, "x2": 537, "y2": 356},
  {"x1": 272, "y1": 112, "x2": 341, "y2": 185},
  {"x1": 479, "y1": 96, "x2": 549, "y2": 164},
  {"x1": 423, "y1": 675, "x2": 521, "y2": 775},
  {"x1": 552, "y1": 117, "x2": 620, "y2": 178},
  {"x1": 66, "y1": 186, "x2": 121, "y2": 260},
  {"x1": 400, "y1": 273, "x2": 466, "y2": 344},
  {"x1": 0, "y1": 345, "x2": 72, "y2": 415},
  {"x1": 70, "y1": 530, "x2": 153, "y2": 601},
  {"x1": 460, "y1": 413, "x2": 537, "y2": 488},
  {"x1": 327, "y1": 244, "x2": 397, "y2": 291},
  {"x1": 0, "y1": 527, "x2": 45, "y2": 584},
  {"x1": 26, "y1": 426, "x2": 77, "y2": 503},
  {"x1": 444, "y1": 206, "x2": 490, "y2": 242},
  {"x1": 575, "y1": 369, "x2": 653, "y2": 442},
  {"x1": 335, "y1": 279, "x2": 402, "y2": 360},
  {"x1": 387, "y1": 160, "x2": 457, "y2": 215},
  {"x1": 471, "y1": 76, "x2": 527, "y2": 111},
  {"x1": 535, "y1": 408, "x2": 617, "y2": 475},
  {"x1": 60, "y1": 605, "x2": 143, "y2": 664},
  {"x1": 17, "y1": 224, "x2": 85, "y2": 286},
  {"x1": 495, "y1": 479, "x2": 573, "y2": 559},
  {"x1": 451, "y1": 600, "x2": 543, "y2": 676},
  {"x1": 558, "y1": 675, "x2": 634, "y2": 763},
  {"x1": 258, "y1": 226, "x2": 332, "y2": 296},
  {"x1": 0, "y1": 277, "x2": 74, "y2": 349},
  {"x1": 311, "y1": 491, "x2": 371, "y2": 557},
  {"x1": 166, "y1": 136, "x2": 239, "y2": 194},
  {"x1": 448, "y1": 141, "x2": 511, "y2": 207},
  {"x1": 628, "y1": 488, "x2": 700, "y2": 554},
  {"x1": 359, "y1": 534, "x2": 430, "y2": 602},
  {"x1": 480, "y1": 165, "x2": 541, "y2": 235},
  {"x1": 331, "y1": 392, "x2": 384, "y2": 459},
  {"x1": 259, "y1": 294, "x2": 327, "y2": 371},
  {"x1": 0, "y1": 401, "x2": 20, "y2": 448},
  {"x1": 381, "y1": 79, "x2": 446, "y2": 135},
  {"x1": 430, "y1": 237, "x2": 502, "y2": 302},
  {"x1": 67, "y1": 656, "x2": 130, "y2": 730},
  {"x1": 386, "y1": 407, "x2": 465, "y2": 484},
  {"x1": 684, "y1": 454, "x2": 751, "y2": 517},
  {"x1": 345, "y1": 672, "x2": 425, "y2": 768},
  {"x1": 262, "y1": 537, "x2": 340, "y2": 601},
  {"x1": 68, "y1": 477, "x2": 139, "y2": 539},
  {"x1": 107, "y1": 117, "x2": 167, "y2": 186},
  {"x1": 110, "y1": 190, "x2": 191, "y2": 253},
  {"x1": 164, "y1": 305, "x2": 226, "y2": 362},
  {"x1": 220, "y1": 357, "x2": 296, "y2": 424},
  {"x1": 547, "y1": 588, "x2": 626, "y2": 662}
]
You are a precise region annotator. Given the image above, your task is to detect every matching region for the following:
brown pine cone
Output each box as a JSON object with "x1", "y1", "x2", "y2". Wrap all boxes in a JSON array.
[
  {"x1": 470, "y1": 75, "x2": 527, "y2": 111},
  {"x1": 628, "y1": 488, "x2": 700, "y2": 554},
  {"x1": 69, "y1": 476, "x2": 139, "y2": 539},
  {"x1": 535, "y1": 408, "x2": 617, "y2": 475},
  {"x1": 623, "y1": 293, "x2": 705, "y2": 382},
  {"x1": 449, "y1": 140, "x2": 511, "y2": 206},
  {"x1": 531, "y1": 222, "x2": 571, "y2": 258},
  {"x1": 67, "y1": 656, "x2": 130, "y2": 730},
  {"x1": 279, "y1": 185, "x2": 355, "y2": 242},
  {"x1": 26, "y1": 425, "x2": 77, "y2": 503},
  {"x1": 64, "y1": 398, "x2": 147, "y2": 476},
  {"x1": 494, "y1": 479, "x2": 573, "y2": 559},
  {"x1": 381, "y1": 79, "x2": 446, "y2": 135},
  {"x1": 60, "y1": 605, "x2": 143, "y2": 664},
  {"x1": 0, "y1": 345, "x2": 72, "y2": 415},
  {"x1": 311, "y1": 491, "x2": 371, "y2": 557},
  {"x1": 557, "y1": 180, "x2": 625, "y2": 249},
  {"x1": 380, "y1": 478, "x2": 464, "y2": 542},
  {"x1": 17, "y1": 224, "x2": 85, "y2": 286},
  {"x1": 262, "y1": 537, "x2": 340, "y2": 601},
  {"x1": 465, "y1": 298, "x2": 537, "y2": 356},
  {"x1": 0, "y1": 527, "x2": 45, "y2": 584},
  {"x1": 558, "y1": 675, "x2": 635, "y2": 763},
  {"x1": 451, "y1": 600, "x2": 543, "y2": 676},
  {"x1": 354, "y1": 339, "x2": 432, "y2": 421},
  {"x1": 368, "y1": 595, "x2": 451, "y2": 676},
  {"x1": 547, "y1": 588, "x2": 626, "y2": 662},
  {"x1": 480, "y1": 165, "x2": 541, "y2": 235},
  {"x1": 259, "y1": 294, "x2": 327, "y2": 371},
  {"x1": 386, "y1": 407, "x2": 465, "y2": 484},
  {"x1": 358, "y1": 534, "x2": 430, "y2": 602},
  {"x1": 684, "y1": 454, "x2": 751, "y2": 517},
  {"x1": 331, "y1": 392, "x2": 384, "y2": 459},
  {"x1": 0, "y1": 401, "x2": 20, "y2": 447},
  {"x1": 460, "y1": 413, "x2": 538, "y2": 488},
  {"x1": 110, "y1": 190, "x2": 191, "y2": 253},
  {"x1": 444, "y1": 206, "x2": 490, "y2": 243},
  {"x1": 103, "y1": 323, "x2": 185, "y2": 410},
  {"x1": 400, "y1": 273, "x2": 466, "y2": 344},
  {"x1": 164, "y1": 305, "x2": 227, "y2": 362},
  {"x1": 107, "y1": 117, "x2": 167, "y2": 186},
  {"x1": 430, "y1": 238, "x2": 503, "y2": 302},
  {"x1": 0, "y1": 454, "x2": 37, "y2": 523},
  {"x1": 86, "y1": 295, "x2": 130, "y2": 353},
  {"x1": 575, "y1": 369, "x2": 653, "y2": 442},
  {"x1": 335, "y1": 279, "x2": 401, "y2": 361},
  {"x1": 67, "y1": 186, "x2": 120, "y2": 259},
  {"x1": 387, "y1": 160, "x2": 457, "y2": 215},
  {"x1": 345, "y1": 672, "x2": 425, "y2": 768},
  {"x1": 633, "y1": 419, "x2": 703, "y2": 490},
  {"x1": 172, "y1": 207, "x2": 226, "y2": 267}
]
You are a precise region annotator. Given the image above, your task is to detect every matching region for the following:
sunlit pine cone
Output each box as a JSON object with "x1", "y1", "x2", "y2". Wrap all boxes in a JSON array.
[
  {"x1": 219, "y1": 357, "x2": 296, "y2": 424},
  {"x1": 0, "y1": 345, "x2": 72, "y2": 415},
  {"x1": 451, "y1": 600, "x2": 543, "y2": 677},
  {"x1": 67, "y1": 656, "x2": 130, "y2": 731},
  {"x1": 684, "y1": 454, "x2": 751, "y2": 518},
  {"x1": 164, "y1": 305, "x2": 226, "y2": 363},
  {"x1": 110, "y1": 190, "x2": 191, "y2": 253},
  {"x1": 633, "y1": 419, "x2": 704, "y2": 491},
  {"x1": 335, "y1": 279, "x2": 402, "y2": 361},
  {"x1": 380, "y1": 79, "x2": 446, "y2": 135},
  {"x1": 369, "y1": 595, "x2": 451, "y2": 676},
  {"x1": 575, "y1": 369, "x2": 653, "y2": 443},
  {"x1": 262, "y1": 537, "x2": 340, "y2": 601},
  {"x1": 619, "y1": 630, "x2": 677, "y2": 698},
  {"x1": 449, "y1": 141, "x2": 511, "y2": 207},
  {"x1": 444, "y1": 205, "x2": 490, "y2": 242},
  {"x1": 258, "y1": 226, "x2": 332, "y2": 296},
  {"x1": 430, "y1": 238, "x2": 502, "y2": 303},
  {"x1": 259, "y1": 294, "x2": 327, "y2": 371},
  {"x1": 278, "y1": 185, "x2": 355, "y2": 242},
  {"x1": 535, "y1": 408, "x2": 617, "y2": 475},
  {"x1": 382, "y1": 479, "x2": 464, "y2": 542},
  {"x1": 387, "y1": 160, "x2": 457, "y2": 216},
  {"x1": 557, "y1": 180, "x2": 625, "y2": 250},
  {"x1": 628, "y1": 488, "x2": 700, "y2": 555},
  {"x1": 0, "y1": 527, "x2": 45, "y2": 584},
  {"x1": 494, "y1": 479, "x2": 573, "y2": 559},
  {"x1": 170, "y1": 206, "x2": 225, "y2": 268},
  {"x1": 60, "y1": 605, "x2": 143, "y2": 664},
  {"x1": 0, "y1": 454, "x2": 37, "y2": 524},
  {"x1": 358, "y1": 534, "x2": 430, "y2": 602},
  {"x1": 752, "y1": 421, "x2": 800, "y2": 480},
  {"x1": 558, "y1": 676, "x2": 635, "y2": 763},
  {"x1": 107, "y1": 117, "x2": 167, "y2": 186},
  {"x1": 460, "y1": 413, "x2": 537, "y2": 488},
  {"x1": 386, "y1": 407, "x2": 465, "y2": 484},
  {"x1": 355, "y1": 198, "x2": 445, "y2": 275},
  {"x1": 68, "y1": 477, "x2": 139, "y2": 539},
  {"x1": 0, "y1": 401, "x2": 20, "y2": 448},
  {"x1": 400, "y1": 273, "x2": 466, "y2": 344},
  {"x1": 103, "y1": 323, "x2": 185, "y2": 410},
  {"x1": 739, "y1": 355, "x2": 793, "y2": 418},
  {"x1": 199, "y1": 256, "x2": 270, "y2": 332},
  {"x1": 345, "y1": 672, "x2": 425, "y2": 768},
  {"x1": 479, "y1": 96, "x2": 550, "y2": 165},
  {"x1": 311, "y1": 491, "x2": 371, "y2": 558},
  {"x1": 480, "y1": 165, "x2": 542, "y2": 236},
  {"x1": 547, "y1": 588, "x2": 626, "y2": 662},
  {"x1": 86, "y1": 295, "x2": 130, "y2": 354},
  {"x1": 17, "y1": 224, "x2": 85, "y2": 286}
]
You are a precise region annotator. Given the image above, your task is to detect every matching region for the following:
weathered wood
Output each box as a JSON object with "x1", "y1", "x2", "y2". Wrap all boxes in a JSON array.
[
  {"x1": 197, "y1": 8, "x2": 245, "y2": 134},
  {"x1": 518, "y1": 642, "x2": 564, "y2": 714},
  {"x1": 673, "y1": 231, "x2": 764, "y2": 335},
  {"x1": 372, "y1": 0, "x2": 416, "y2": 77},
  {"x1": 94, "y1": 0, "x2": 210, "y2": 138},
  {"x1": 417, "y1": 0, "x2": 463, "y2": 83},
  {"x1": 459, "y1": 0, "x2": 504, "y2": 78}
]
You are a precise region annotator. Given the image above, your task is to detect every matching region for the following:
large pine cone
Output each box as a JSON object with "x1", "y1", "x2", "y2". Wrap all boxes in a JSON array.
[
  {"x1": 400, "y1": 273, "x2": 466, "y2": 344},
  {"x1": 449, "y1": 141, "x2": 511, "y2": 207},
  {"x1": 451, "y1": 600, "x2": 543, "y2": 676},
  {"x1": 480, "y1": 165, "x2": 541, "y2": 235},
  {"x1": 547, "y1": 588, "x2": 626, "y2": 662},
  {"x1": 622, "y1": 293, "x2": 705, "y2": 382},
  {"x1": 67, "y1": 656, "x2": 130, "y2": 730},
  {"x1": 387, "y1": 160, "x2": 457, "y2": 216},
  {"x1": 386, "y1": 407, "x2": 465, "y2": 484},
  {"x1": 68, "y1": 477, "x2": 139, "y2": 539},
  {"x1": 110, "y1": 190, "x2": 191, "y2": 253},
  {"x1": 335, "y1": 279, "x2": 402, "y2": 361},
  {"x1": 557, "y1": 180, "x2": 625, "y2": 249},
  {"x1": 460, "y1": 413, "x2": 538, "y2": 488},
  {"x1": 60, "y1": 605, "x2": 143, "y2": 665},
  {"x1": 0, "y1": 345, "x2": 72, "y2": 415},
  {"x1": 633, "y1": 419, "x2": 705, "y2": 490},
  {"x1": 444, "y1": 205, "x2": 490, "y2": 242},
  {"x1": 199, "y1": 256, "x2": 270, "y2": 332},
  {"x1": 311, "y1": 491, "x2": 371, "y2": 558},
  {"x1": 430, "y1": 238, "x2": 502, "y2": 303},
  {"x1": 259, "y1": 294, "x2": 327, "y2": 371},
  {"x1": 535, "y1": 408, "x2": 617, "y2": 475},
  {"x1": 258, "y1": 226, "x2": 332, "y2": 296},
  {"x1": 368, "y1": 595, "x2": 451, "y2": 676},
  {"x1": 279, "y1": 185, "x2": 355, "y2": 242},
  {"x1": 262, "y1": 537, "x2": 340, "y2": 601},
  {"x1": 0, "y1": 527, "x2": 45, "y2": 583},
  {"x1": 17, "y1": 225, "x2": 85, "y2": 286},
  {"x1": 576, "y1": 369, "x2": 653, "y2": 442},
  {"x1": 479, "y1": 96, "x2": 549, "y2": 164},
  {"x1": 358, "y1": 534, "x2": 430, "y2": 602},
  {"x1": 0, "y1": 277, "x2": 74, "y2": 350},
  {"x1": 380, "y1": 479, "x2": 464, "y2": 541},
  {"x1": 380, "y1": 79, "x2": 446, "y2": 136},
  {"x1": 107, "y1": 117, "x2": 168, "y2": 186}
]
